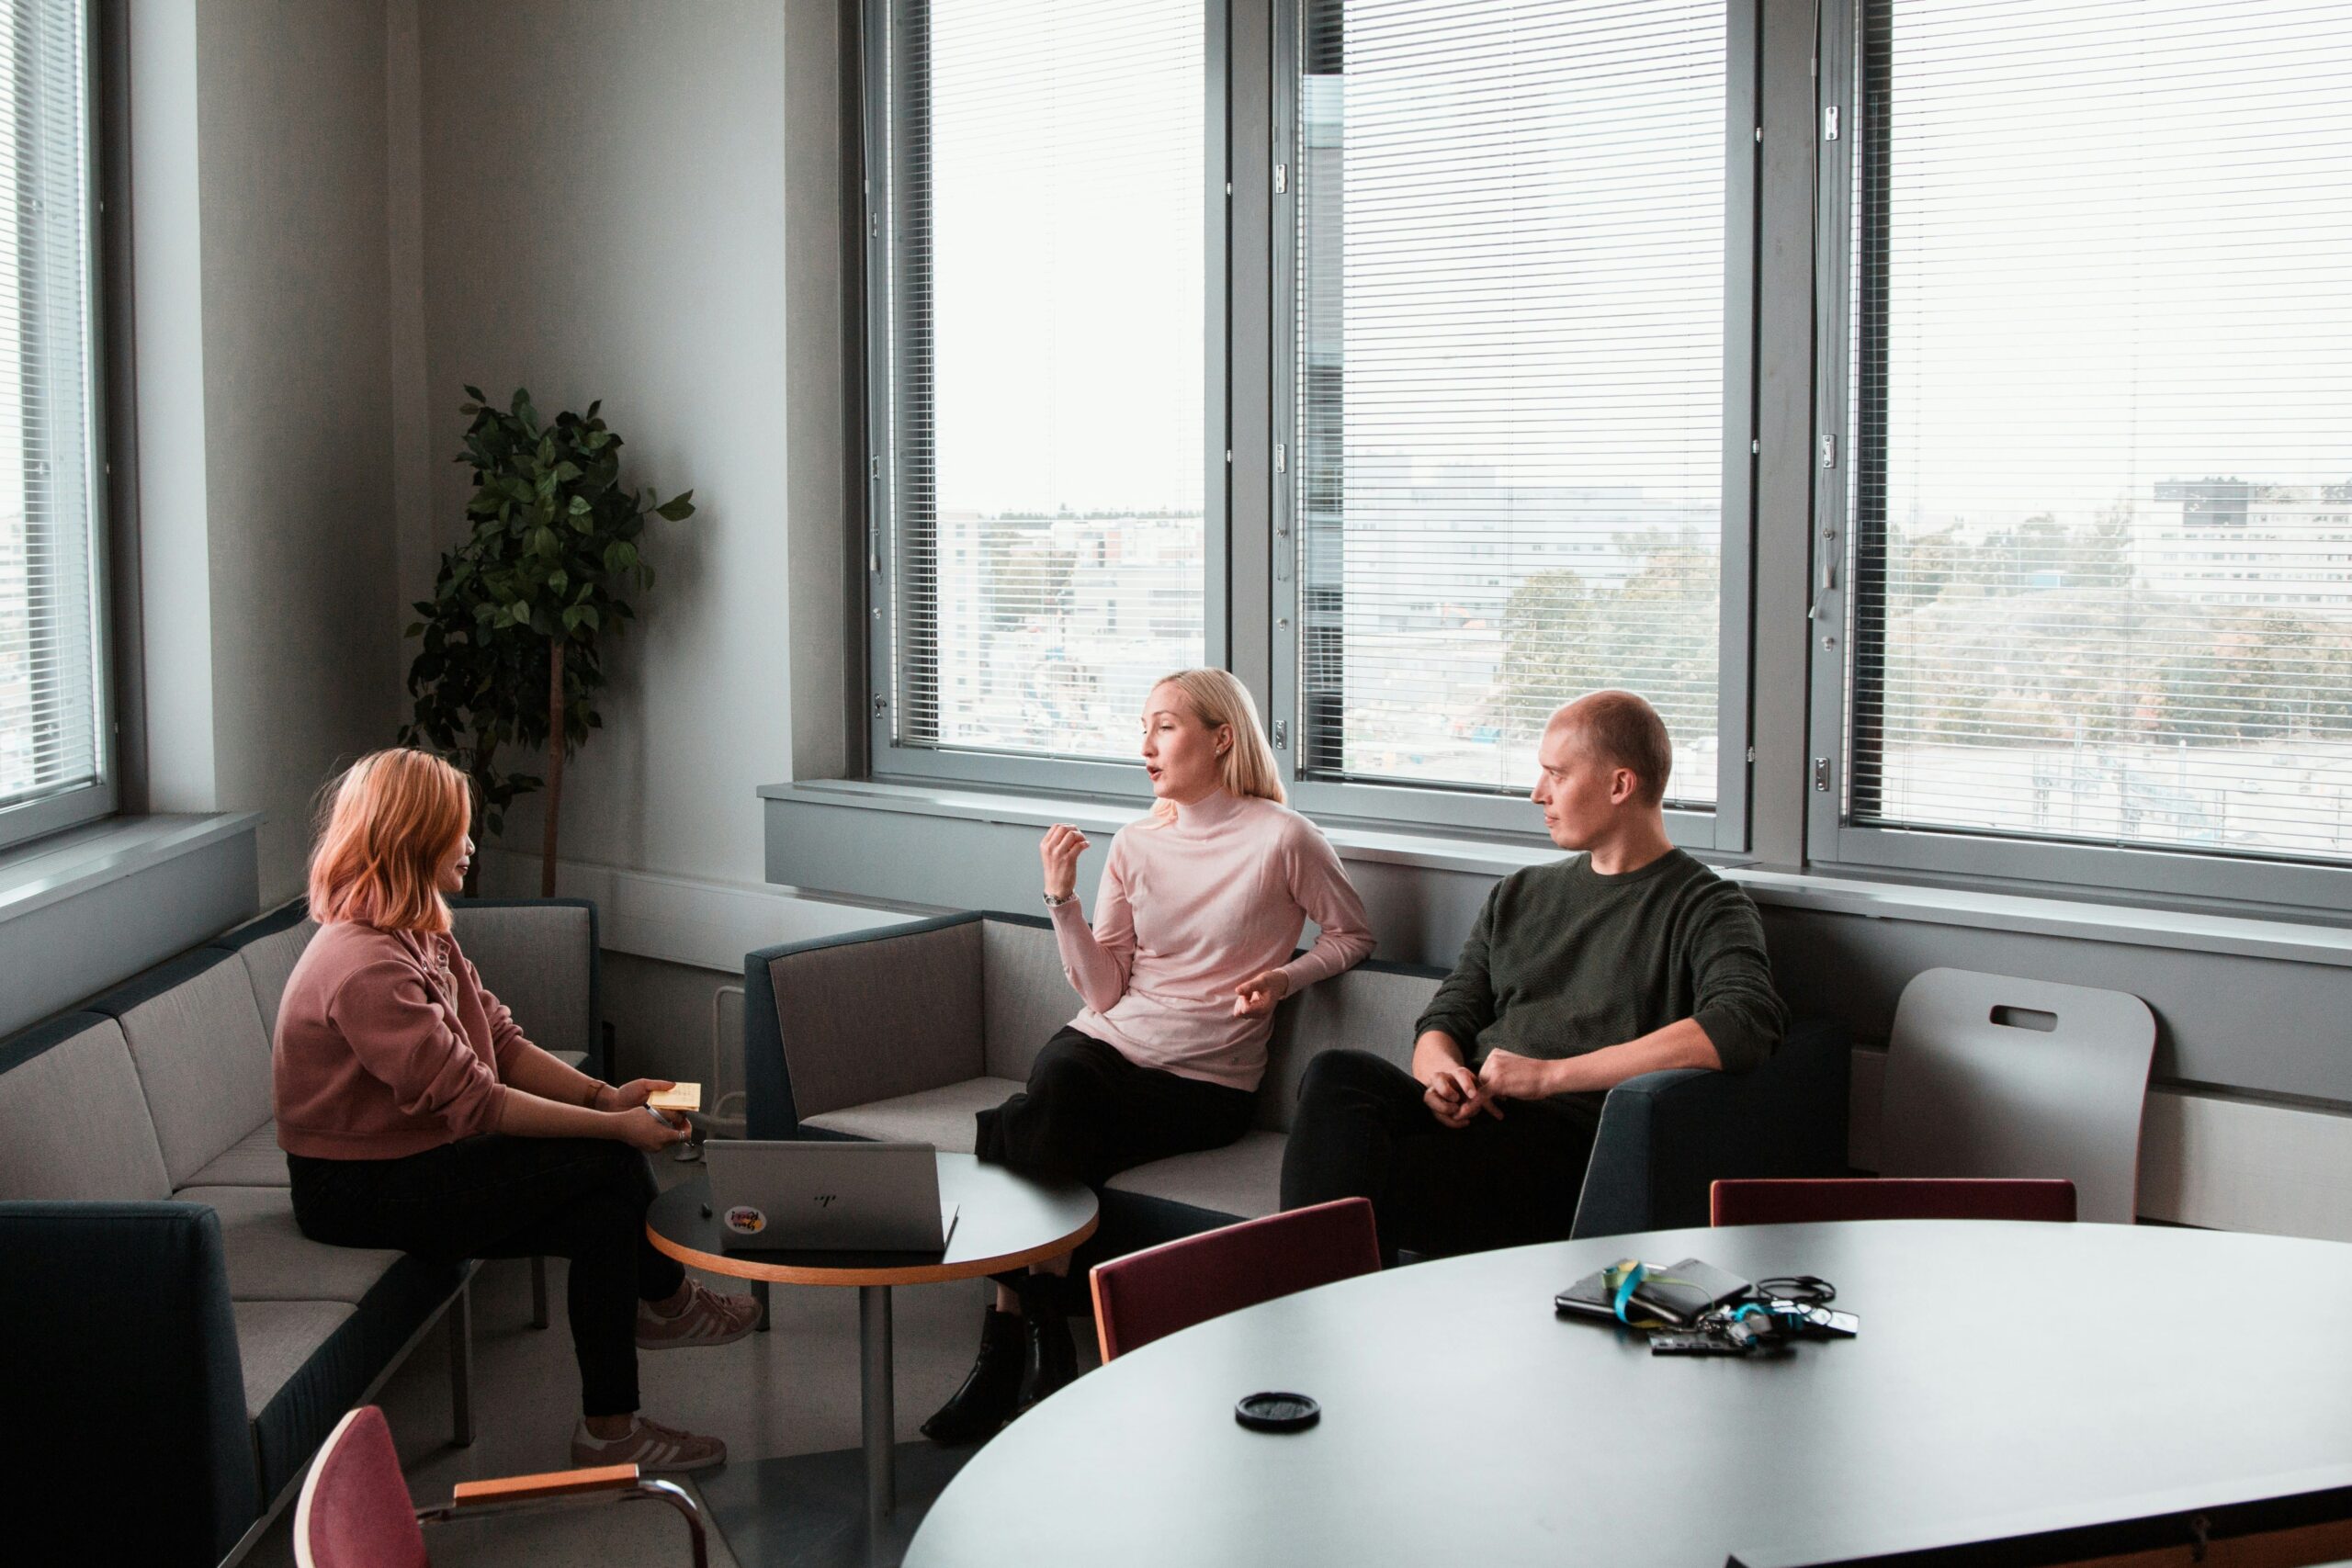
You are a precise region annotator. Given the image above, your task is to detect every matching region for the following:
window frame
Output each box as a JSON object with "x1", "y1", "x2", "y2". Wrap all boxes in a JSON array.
[
  {"x1": 0, "y1": 0, "x2": 113, "y2": 855},
  {"x1": 1262, "y1": 0, "x2": 1762, "y2": 851},
  {"x1": 858, "y1": 0, "x2": 1233, "y2": 802},
  {"x1": 1804, "y1": 0, "x2": 2352, "y2": 915}
]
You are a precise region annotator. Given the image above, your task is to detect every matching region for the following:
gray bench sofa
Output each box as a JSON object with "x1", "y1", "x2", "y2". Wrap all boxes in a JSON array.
[
  {"x1": 0, "y1": 897, "x2": 602, "y2": 1568},
  {"x1": 743, "y1": 910, "x2": 1849, "y2": 1262}
]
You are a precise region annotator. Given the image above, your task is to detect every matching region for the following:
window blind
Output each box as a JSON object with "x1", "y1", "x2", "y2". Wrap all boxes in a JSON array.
[
  {"x1": 1295, "y1": 0, "x2": 1728, "y2": 805},
  {"x1": 0, "y1": 0, "x2": 101, "y2": 821},
  {"x1": 1845, "y1": 0, "x2": 2352, "y2": 865},
  {"x1": 881, "y1": 0, "x2": 1205, "y2": 766}
]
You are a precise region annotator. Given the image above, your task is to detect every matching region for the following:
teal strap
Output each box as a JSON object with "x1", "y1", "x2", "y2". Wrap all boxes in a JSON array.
[{"x1": 1611, "y1": 1262, "x2": 1648, "y2": 1325}]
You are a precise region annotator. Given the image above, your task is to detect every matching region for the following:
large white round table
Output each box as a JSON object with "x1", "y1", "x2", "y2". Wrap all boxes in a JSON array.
[{"x1": 905, "y1": 1220, "x2": 2352, "y2": 1567}]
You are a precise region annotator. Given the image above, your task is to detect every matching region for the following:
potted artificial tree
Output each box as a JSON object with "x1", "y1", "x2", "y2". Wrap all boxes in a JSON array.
[{"x1": 400, "y1": 387, "x2": 695, "y2": 895}]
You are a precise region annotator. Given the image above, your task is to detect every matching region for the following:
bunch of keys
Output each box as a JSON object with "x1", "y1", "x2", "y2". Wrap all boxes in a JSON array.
[{"x1": 1650, "y1": 1295, "x2": 1860, "y2": 1356}]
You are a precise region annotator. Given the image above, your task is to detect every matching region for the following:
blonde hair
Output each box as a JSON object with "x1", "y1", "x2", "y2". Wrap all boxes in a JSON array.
[
  {"x1": 307, "y1": 749, "x2": 471, "y2": 934},
  {"x1": 1145, "y1": 669, "x2": 1285, "y2": 824}
]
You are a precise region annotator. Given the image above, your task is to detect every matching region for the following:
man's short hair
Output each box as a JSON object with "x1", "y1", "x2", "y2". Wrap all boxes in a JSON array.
[{"x1": 1556, "y1": 691, "x2": 1672, "y2": 807}]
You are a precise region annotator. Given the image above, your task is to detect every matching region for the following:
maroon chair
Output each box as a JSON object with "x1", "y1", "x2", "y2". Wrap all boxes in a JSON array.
[
  {"x1": 1090, "y1": 1197, "x2": 1381, "y2": 1361},
  {"x1": 293, "y1": 1405, "x2": 708, "y2": 1568},
  {"x1": 1710, "y1": 1178, "x2": 2077, "y2": 1227}
]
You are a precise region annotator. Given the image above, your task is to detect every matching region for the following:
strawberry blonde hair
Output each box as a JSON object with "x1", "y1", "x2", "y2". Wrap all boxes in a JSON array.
[{"x1": 307, "y1": 749, "x2": 471, "y2": 934}]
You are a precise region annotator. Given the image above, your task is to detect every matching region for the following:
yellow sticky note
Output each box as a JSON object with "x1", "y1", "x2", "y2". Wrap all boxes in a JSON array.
[{"x1": 647, "y1": 1082, "x2": 702, "y2": 1113}]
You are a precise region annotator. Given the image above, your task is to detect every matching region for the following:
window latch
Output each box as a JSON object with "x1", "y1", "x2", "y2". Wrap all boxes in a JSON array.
[
  {"x1": 1824, "y1": 105, "x2": 1840, "y2": 141},
  {"x1": 1273, "y1": 161, "x2": 1289, "y2": 195},
  {"x1": 1814, "y1": 757, "x2": 1834, "y2": 793},
  {"x1": 1272, "y1": 719, "x2": 1288, "y2": 750}
]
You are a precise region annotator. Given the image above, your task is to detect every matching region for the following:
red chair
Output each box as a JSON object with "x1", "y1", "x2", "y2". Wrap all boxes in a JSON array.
[
  {"x1": 293, "y1": 1405, "x2": 708, "y2": 1568},
  {"x1": 1090, "y1": 1197, "x2": 1381, "y2": 1361},
  {"x1": 1710, "y1": 1178, "x2": 2077, "y2": 1227}
]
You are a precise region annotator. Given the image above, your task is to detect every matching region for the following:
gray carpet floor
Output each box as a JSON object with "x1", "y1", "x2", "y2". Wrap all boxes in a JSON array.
[{"x1": 245, "y1": 1156, "x2": 1099, "y2": 1567}]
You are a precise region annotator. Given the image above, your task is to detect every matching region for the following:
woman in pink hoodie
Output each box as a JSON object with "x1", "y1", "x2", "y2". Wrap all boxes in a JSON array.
[
  {"x1": 275, "y1": 749, "x2": 754, "y2": 1474},
  {"x1": 922, "y1": 669, "x2": 1375, "y2": 1444}
]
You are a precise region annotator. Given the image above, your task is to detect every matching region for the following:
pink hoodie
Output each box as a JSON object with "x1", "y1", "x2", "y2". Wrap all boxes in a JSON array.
[{"x1": 273, "y1": 921, "x2": 582, "y2": 1158}]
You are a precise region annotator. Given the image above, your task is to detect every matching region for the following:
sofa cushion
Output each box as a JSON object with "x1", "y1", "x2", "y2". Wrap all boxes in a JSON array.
[
  {"x1": 0, "y1": 1013, "x2": 173, "y2": 1201},
  {"x1": 217, "y1": 908, "x2": 320, "y2": 1044},
  {"x1": 245, "y1": 1253, "x2": 467, "y2": 1499},
  {"x1": 1259, "y1": 964, "x2": 1437, "y2": 1133},
  {"x1": 451, "y1": 902, "x2": 595, "y2": 1059},
  {"x1": 232, "y1": 1299, "x2": 355, "y2": 1421},
  {"x1": 96, "y1": 951, "x2": 276, "y2": 1189},
  {"x1": 175, "y1": 1185, "x2": 406, "y2": 1303},
  {"x1": 981, "y1": 917, "x2": 1077, "y2": 1081},
  {"x1": 185, "y1": 1119, "x2": 289, "y2": 1189},
  {"x1": 772, "y1": 920, "x2": 987, "y2": 1119},
  {"x1": 799, "y1": 1076, "x2": 1024, "y2": 1152},
  {"x1": 1104, "y1": 1129, "x2": 1288, "y2": 1220}
]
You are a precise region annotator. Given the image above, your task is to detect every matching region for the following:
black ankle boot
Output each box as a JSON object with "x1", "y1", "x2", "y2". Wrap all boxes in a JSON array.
[
  {"x1": 1012, "y1": 1274, "x2": 1078, "y2": 1418},
  {"x1": 922, "y1": 1307, "x2": 1024, "y2": 1445}
]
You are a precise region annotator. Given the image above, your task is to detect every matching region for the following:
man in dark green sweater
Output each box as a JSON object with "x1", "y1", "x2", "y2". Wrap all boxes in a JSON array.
[{"x1": 1280, "y1": 691, "x2": 1787, "y2": 1258}]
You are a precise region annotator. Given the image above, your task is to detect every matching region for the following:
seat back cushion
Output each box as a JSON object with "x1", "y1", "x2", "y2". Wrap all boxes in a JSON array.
[
  {"x1": 982, "y1": 917, "x2": 1081, "y2": 1081},
  {"x1": 233, "y1": 919, "x2": 318, "y2": 1044},
  {"x1": 95, "y1": 951, "x2": 276, "y2": 1190},
  {"x1": 772, "y1": 919, "x2": 985, "y2": 1120},
  {"x1": 0, "y1": 1014, "x2": 173, "y2": 1200},
  {"x1": 450, "y1": 903, "x2": 594, "y2": 1060},
  {"x1": 1259, "y1": 964, "x2": 1438, "y2": 1132}
]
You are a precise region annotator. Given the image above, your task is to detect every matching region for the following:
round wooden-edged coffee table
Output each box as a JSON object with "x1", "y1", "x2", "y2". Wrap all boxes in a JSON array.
[{"x1": 646, "y1": 1152, "x2": 1096, "y2": 1567}]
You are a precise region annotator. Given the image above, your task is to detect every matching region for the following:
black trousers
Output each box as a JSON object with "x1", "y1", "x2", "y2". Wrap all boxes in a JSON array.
[
  {"x1": 976, "y1": 1028, "x2": 1256, "y2": 1190},
  {"x1": 1278, "y1": 1049, "x2": 1601, "y2": 1262},
  {"x1": 289, "y1": 1135, "x2": 685, "y2": 1418}
]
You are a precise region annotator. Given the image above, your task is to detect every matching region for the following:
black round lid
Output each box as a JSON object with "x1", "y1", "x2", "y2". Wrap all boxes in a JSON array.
[{"x1": 1234, "y1": 1392, "x2": 1320, "y2": 1433}]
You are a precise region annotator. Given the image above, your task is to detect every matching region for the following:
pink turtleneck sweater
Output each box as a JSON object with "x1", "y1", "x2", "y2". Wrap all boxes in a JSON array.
[{"x1": 1048, "y1": 791, "x2": 1374, "y2": 1091}]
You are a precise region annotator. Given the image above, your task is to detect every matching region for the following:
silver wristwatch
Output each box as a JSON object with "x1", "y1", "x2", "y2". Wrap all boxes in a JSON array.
[{"x1": 1042, "y1": 890, "x2": 1077, "y2": 908}]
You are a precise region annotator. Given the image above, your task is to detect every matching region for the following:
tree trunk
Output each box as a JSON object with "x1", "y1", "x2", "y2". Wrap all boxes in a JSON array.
[
  {"x1": 465, "y1": 738, "x2": 494, "y2": 897},
  {"x1": 540, "y1": 637, "x2": 565, "y2": 897}
]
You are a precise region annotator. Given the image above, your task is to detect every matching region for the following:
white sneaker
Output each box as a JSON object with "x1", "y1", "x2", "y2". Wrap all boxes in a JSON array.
[{"x1": 571, "y1": 1415, "x2": 727, "y2": 1473}]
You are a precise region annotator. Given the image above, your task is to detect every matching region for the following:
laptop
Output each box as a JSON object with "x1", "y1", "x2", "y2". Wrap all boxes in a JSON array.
[{"x1": 705, "y1": 1141, "x2": 958, "y2": 1253}]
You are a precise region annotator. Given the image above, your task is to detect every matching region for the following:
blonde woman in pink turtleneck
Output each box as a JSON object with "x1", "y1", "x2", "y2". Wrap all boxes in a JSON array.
[{"x1": 922, "y1": 669, "x2": 1374, "y2": 1445}]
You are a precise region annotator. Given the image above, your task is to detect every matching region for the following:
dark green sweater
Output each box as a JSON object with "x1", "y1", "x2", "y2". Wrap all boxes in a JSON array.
[{"x1": 1414, "y1": 849, "x2": 1787, "y2": 1077}]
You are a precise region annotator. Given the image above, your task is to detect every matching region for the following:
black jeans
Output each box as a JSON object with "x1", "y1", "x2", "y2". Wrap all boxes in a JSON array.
[
  {"x1": 289, "y1": 1135, "x2": 684, "y2": 1418},
  {"x1": 1279, "y1": 1049, "x2": 1601, "y2": 1263},
  {"x1": 976, "y1": 1028, "x2": 1256, "y2": 1190}
]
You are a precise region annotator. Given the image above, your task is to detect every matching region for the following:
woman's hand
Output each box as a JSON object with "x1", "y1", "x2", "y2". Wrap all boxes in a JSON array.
[
  {"x1": 612, "y1": 1105, "x2": 690, "y2": 1152},
  {"x1": 1039, "y1": 824, "x2": 1091, "y2": 901},
  {"x1": 1231, "y1": 968, "x2": 1292, "y2": 1018},
  {"x1": 594, "y1": 1078, "x2": 675, "y2": 1112}
]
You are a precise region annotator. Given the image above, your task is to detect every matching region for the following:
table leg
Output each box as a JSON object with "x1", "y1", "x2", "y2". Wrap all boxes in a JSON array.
[
  {"x1": 860, "y1": 1284, "x2": 895, "y2": 1537},
  {"x1": 752, "y1": 1279, "x2": 771, "y2": 1332}
]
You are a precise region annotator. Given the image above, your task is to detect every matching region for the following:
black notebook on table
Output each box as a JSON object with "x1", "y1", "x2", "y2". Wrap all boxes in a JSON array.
[{"x1": 1556, "y1": 1258, "x2": 1751, "y2": 1326}]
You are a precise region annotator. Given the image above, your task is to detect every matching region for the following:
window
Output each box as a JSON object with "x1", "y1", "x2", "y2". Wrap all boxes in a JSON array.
[
  {"x1": 0, "y1": 0, "x2": 107, "y2": 851},
  {"x1": 867, "y1": 0, "x2": 1213, "y2": 786},
  {"x1": 1281, "y1": 0, "x2": 1753, "y2": 840},
  {"x1": 1818, "y1": 0, "x2": 2352, "y2": 901}
]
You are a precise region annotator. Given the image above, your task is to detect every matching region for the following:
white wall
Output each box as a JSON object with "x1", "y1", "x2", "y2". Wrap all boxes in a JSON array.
[
  {"x1": 130, "y1": 0, "x2": 402, "y2": 903},
  {"x1": 411, "y1": 0, "x2": 844, "y2": 889}
]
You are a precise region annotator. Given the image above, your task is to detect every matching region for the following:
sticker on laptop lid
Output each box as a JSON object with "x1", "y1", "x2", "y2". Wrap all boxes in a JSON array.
[{"x1": 724, "y1": 1205, "x2": 766, "y2": 1235}]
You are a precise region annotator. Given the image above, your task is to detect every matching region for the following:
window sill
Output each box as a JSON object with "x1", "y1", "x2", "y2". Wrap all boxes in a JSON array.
[
  {"x1": 0, "y1": 813, "x2": 262, "y2": 1037},
  {"x1": 0, "y1": 812, "x2": 258, "y2": 923},
  {"x1": 759, "y1": 779, "x2": 2352, "y2": 970}
]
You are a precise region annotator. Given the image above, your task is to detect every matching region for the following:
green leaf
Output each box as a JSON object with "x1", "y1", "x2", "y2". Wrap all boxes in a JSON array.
[
  {"x1": 404, "y1": 622, "x2": 424, "y2": 638},
  {"x1": 548, "y1": 569, "x2": 568, "y2": 597},
  {"x1": 653, "y1": 490, "x2": 695, "y2": 522},
  {"x1": 570, "y1": 495, "x2": 592, "y2": 516},
  {"x1": 463, "y1": 383, "x2": 486, "y2": 402}
]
